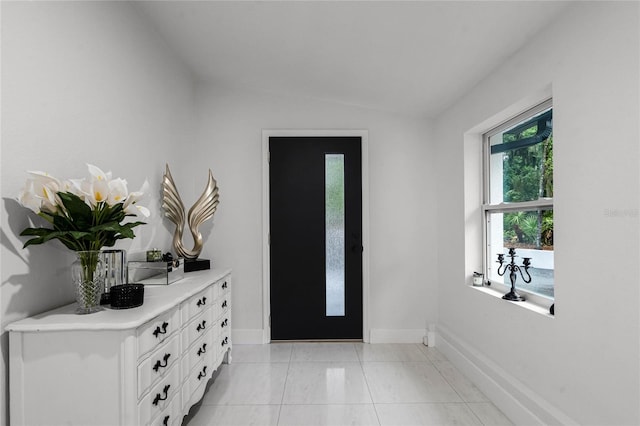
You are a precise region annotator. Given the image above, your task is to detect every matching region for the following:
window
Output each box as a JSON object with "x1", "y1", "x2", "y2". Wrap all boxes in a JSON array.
[{"x1": 483, "y1": 100, "x2": 554, "y2": 301}]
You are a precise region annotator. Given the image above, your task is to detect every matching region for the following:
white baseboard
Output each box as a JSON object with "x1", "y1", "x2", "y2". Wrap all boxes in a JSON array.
[
  {"x1": 436, "y1": 324, "x2": 577, "y2": 426},
  {"x1": 369, "y1": 328, "x2": 425, "y2": 344},
  {"x1": 231, "y1": 329, "x2": 264, "y2": 344}
]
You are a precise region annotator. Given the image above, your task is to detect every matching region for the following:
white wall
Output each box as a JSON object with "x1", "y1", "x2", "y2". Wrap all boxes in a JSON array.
[
  {"x1": 0, "y1": 3, "x2": 438, "y2": 423},
  {"x1": 7, "y1": 1, "x2": 634, "y2": 425},
  {"x1": 192, "y1": 86, "x2": 437, "y2": 343},
  {"x1": 434, "y1": 2, "x2": 639, "y2": 425},
  {"x1": 1, "y1": 2, "x2": 196, "y2": 425}
]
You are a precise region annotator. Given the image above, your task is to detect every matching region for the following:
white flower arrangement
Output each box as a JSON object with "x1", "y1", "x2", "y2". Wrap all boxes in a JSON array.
[{"x1": 18, "y1": 164, "x2": 150, "y2": 252}]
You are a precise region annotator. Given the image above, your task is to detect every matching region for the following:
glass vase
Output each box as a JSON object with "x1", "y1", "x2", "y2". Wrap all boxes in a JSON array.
[
  {"x1": 100, "y1": 249, "x2": 126, "y2": 305},
  {"x1": 71, "y1": 250, "x2": 105, "y2": 314}
]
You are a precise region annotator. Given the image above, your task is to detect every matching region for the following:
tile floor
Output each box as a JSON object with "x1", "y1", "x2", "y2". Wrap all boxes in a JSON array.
[{"x1": 182, "y1": 343, "x2": 513, "y2": 426}]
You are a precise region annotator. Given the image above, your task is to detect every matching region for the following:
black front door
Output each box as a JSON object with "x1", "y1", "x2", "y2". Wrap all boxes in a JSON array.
[{"x1": 269, "y1": 136, "x2": 363, "y2": 340}]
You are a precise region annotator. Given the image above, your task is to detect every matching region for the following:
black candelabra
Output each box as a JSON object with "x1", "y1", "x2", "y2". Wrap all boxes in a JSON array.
[{"x1": 496, "y1": 248, "x2": 531, "y2": 301}]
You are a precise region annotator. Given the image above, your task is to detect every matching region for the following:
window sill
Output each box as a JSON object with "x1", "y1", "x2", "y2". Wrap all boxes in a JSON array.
[{"x1": 470, "y1": 284, "x2": 554, "y2": 318}]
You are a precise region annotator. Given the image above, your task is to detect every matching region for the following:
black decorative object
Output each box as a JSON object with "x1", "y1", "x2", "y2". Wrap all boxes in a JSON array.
[
  {"x1": 197, "y1": 366, "x2": 208, "y2": 380},
  {"x1": 153, "y1": 321, "x2": 169, "y2": 338},
  {"x1": 153, "y1": 353, "x2": 171, "y2": 372},
  {"x1": 496, "y1": 248, "x2": 531, "y2": 302},
  {"x1": 184, "y1": 258, "x2": 210, "y2": 272},
  {"x1": 152, "y1": 384, "x2": 171, "y2": 406},
  {"x1": 110, "y1": 283, "x2": 144, "y2": 309}
]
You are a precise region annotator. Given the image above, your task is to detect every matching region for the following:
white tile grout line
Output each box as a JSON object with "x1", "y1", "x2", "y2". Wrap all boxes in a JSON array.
[
  {"x1": 276, "y1": 348, "x2": 294, "y2": 426},
  {"x1": 356, "y1": 345, "x2": 383, "y2": 426}
]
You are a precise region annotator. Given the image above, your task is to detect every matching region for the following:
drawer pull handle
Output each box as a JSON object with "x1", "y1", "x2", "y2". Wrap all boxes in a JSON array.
[
  {"x1": 197, "y1": 365, "x2": 208, "y2": 380},
  {"x1": 221, "y1": 300, "x2": 227, "y2": 309},
  {"x1": 221, "y1": 336, "x2": 228, "y2": 347},
  {"x1": 222, "y1": 281, "x2": 228, "y2": 289},
  {"x1": 197, "y1": 343, "x2": 207, "y2": 356},
  {"x1": 153, "y1": 353, "x2": 171, "y2": 372},
  {"x1": 153, "y1": 322, "x2": 169, "y2": 338},
  {"x1": 221, "y1": 318, "x2": 228, "y2": 328},
  {"x1": 163, "y1": 415, "x2": 170, "y2": 426},
  {"x1": 196, "y1": 320, "x2": 207, "y2": 332},
  {"x1": 197, "y1": 297, "x2": 207, "y2": 307},
  {"x1": 152, "y1": 384, "x2": 170, "y2": 406}
]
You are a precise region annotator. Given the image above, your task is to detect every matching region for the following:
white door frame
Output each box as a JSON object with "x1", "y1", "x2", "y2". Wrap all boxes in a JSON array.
[{"x1": 262, "y1": 129, "x2": 370, "y2": 343}]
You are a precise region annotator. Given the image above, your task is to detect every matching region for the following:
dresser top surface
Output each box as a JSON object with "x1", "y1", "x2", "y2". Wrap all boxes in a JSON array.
[{"x1": 6, "y1": 268, "x2": 231, "y2": 332}]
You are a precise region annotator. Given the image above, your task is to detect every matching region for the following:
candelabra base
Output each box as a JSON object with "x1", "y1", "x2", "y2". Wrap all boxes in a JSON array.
[{"x1": 502, "y1": 291, "x2": 526, "y2": 302}]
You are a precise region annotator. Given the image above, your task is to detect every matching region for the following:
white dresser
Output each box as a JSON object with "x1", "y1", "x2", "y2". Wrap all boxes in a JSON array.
[{"x1": 6, "y1": 269, "x2": 232, "y2": 426}]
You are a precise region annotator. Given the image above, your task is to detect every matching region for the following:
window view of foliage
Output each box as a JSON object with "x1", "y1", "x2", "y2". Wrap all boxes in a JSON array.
[{"x1": 501, "y1": 113, "x2": 553, "y2": 250}]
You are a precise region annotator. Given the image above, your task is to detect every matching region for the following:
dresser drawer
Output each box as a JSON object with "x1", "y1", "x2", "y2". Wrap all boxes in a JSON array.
[
  {"x1": 181, "y1": 286, "x2": 213, "y2": 324},
  {"x1": 218, "y1": 332, "x2": 231, "y2": 359},
  {"x1": 138, "y1": 363, "x2": 181, "y2": 426},
  {"x1": 212, "y1": 277, "x2": 229, "y2": 300},
  {"x1": 138, "y1": 308, "x2": 181, "y2": 357},
  {"x1": 182, "y1": 359, "x2": 213, "y2": 409},
  {"x1": 138, "y1": 334, "x2": 181, "y2": 398},
  {"x1": 183, "y1": 308, "x2": 214, "y2": 350},
  {"x1": 217, "y1": 295, "x2": 230, "y2": 320},
  {"x1": 150, "y1": 392, "x2": 182, "y2": 426},
  {"x1": 219, "y1": 277, "x2": 230, "y2": 296}
]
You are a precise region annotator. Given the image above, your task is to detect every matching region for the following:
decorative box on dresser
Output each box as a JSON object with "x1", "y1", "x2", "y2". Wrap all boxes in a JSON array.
[{"x1": 7, "y1": 268, "x2": 232, "y2": 426}]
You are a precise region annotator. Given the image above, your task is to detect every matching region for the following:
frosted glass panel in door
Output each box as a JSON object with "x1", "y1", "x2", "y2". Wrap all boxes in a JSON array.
[{"x1": 325, "y1": 154, "x2": 345, "y2": 317}]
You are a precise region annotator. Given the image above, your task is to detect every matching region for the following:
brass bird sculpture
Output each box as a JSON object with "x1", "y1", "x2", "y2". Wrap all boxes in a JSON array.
[{"x1": 162, "y1": 164, "x2": 219, "y2": 259}]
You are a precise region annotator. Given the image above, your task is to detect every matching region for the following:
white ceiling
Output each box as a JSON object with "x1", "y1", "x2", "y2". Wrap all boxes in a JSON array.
[{"x1": 134, "y1": 1, "x2": 571, "y2": 118}]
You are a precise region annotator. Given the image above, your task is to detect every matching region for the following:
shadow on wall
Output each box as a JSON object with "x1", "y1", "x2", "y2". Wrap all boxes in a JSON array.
[{"x1": 1, "y1": 197, "x2": 73, "y2": 320}]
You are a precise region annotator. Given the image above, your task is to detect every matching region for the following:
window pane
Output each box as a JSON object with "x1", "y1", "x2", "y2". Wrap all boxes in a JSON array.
[
  {"x1": 487, "y1": 208, "x2": 554, "y2": 298},
  {"x1": 325, "y1": 154, "x2": 345, "y2": 316},
  {"x1": 489, "y1": 108, "x2": 553, "y2": 204}
]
